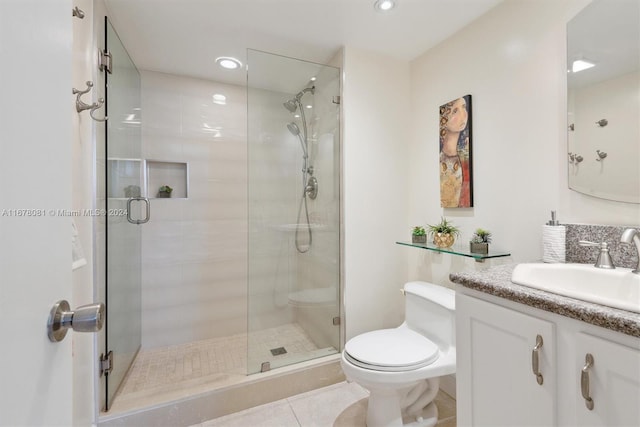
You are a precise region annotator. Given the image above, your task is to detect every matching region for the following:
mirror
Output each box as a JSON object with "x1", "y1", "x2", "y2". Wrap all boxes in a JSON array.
[{"x1": 567, "y1": 0, "x2": 640, "y2": 204}]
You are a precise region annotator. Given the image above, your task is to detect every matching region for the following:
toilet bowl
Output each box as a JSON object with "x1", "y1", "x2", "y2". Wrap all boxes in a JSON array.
[{"x1": 340, "y1": 282, "x2": 456, "y2": 427}]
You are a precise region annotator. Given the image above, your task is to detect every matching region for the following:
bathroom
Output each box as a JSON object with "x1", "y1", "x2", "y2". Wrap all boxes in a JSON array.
[{"x1": 1, "y1": 0, "x2": 639, "y2": 426}]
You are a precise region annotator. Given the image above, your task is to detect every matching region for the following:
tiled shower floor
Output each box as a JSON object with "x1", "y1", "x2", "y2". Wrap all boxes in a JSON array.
[{"x1": 108, "y1": 323, "x2": 333, "y2": 414}]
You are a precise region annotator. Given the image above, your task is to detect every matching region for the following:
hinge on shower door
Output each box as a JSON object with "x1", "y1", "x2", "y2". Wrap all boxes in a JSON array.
[
  {"x1": 100, "y1": 351, "x2": 113, "y2": 377},
  {"x1": 99, "y1": 49, "x2": 112, "y2": 74},
  {"x1": 333, "y1": 316, "x2": 341, "y2": 326}
]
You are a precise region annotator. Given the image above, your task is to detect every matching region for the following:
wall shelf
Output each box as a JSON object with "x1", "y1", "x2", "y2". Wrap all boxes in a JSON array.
[{"x1": 396, "y1": 241, "x2": 511, "y2": 263}]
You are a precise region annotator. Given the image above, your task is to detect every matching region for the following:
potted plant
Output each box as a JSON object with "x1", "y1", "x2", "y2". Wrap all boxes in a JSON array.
[
  {"x1": 158, "y1": 185, "x2": 173, "y2": 198},
  {"x1": 411, "y1": 226, "x2": 427, "y2": 244},
  {"x1": 470, "y1": 228, "x2": 492, "y2": 254},
  {"x1": 427, "y1": 217, "x2": 460, "y2": 248}
]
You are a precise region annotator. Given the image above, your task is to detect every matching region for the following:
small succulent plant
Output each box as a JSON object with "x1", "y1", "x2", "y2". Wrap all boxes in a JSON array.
[
  {"x1": 412, "y1": 226, "x2": 426, "y2": 236},
  {"x1": 470, "y1": 228, "x2": 492, "y2": 244}
]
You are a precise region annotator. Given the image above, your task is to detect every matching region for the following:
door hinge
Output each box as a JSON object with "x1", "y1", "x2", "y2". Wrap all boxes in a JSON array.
[
  {"x1": 333, "y1": 316, "x2": 341, "y2": 326},
  {"x1": 100, "y1": 351, "x2": 113, "y2": 377},
  {"x1": 99, "y1": 49, "x2": 112, "y2": 74}
]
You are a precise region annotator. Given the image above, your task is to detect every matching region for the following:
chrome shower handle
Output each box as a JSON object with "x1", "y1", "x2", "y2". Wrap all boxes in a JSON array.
[{"x1": 126, "y1": 197, "x2": 150, "y2": 224}]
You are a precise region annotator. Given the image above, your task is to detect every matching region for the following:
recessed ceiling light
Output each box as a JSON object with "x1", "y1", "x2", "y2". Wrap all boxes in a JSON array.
[
  {"x1": 374, "y1": 0, "x2": 395, "y2": 12},
  {"x1": 571, "y1": 59, "x2": 595, "y2": 73},
  {"x1": 213, "y1": 94, "x2": 227, "y2": 105},
  {"x1": 215, "y1": 56, "x2": 242, "y2": 70}
]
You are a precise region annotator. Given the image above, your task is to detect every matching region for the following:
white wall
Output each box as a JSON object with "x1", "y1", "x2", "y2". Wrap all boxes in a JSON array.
[
  {"x1": 406, "y1": 0, "x2": 639, "y2": 286},
  {"x1": 342, "y1": 47, "x2": 411, "y2": 339}
]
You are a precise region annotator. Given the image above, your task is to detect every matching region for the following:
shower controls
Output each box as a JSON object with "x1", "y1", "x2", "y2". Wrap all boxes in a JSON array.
[
  {"x1": 306, "y1": 176, "x2": 318, "y2": 200},
  {"x1": 47, "y1": 300, "x2": 105, "y2": 342}
]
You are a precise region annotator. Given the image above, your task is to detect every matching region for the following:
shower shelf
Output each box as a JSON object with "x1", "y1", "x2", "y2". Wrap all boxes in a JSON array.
[
  {"x1": 146, "y1": 160, "x2": 189, "y2": 199},
  {"x1": 396, "y1": 241, "x2": 511, "y2": 263}
]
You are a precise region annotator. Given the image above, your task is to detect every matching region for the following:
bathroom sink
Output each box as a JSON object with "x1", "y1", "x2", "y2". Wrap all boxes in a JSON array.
[{"x1": 511, "y1": 263, "x2": 640, "y2": 314}]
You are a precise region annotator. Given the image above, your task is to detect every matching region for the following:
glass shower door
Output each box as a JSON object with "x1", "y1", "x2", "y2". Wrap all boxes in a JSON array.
[
  {"x1": 103, "y1": 18, "x2": 143, "y2": 410},
  {"x1": 247, "y1": 50, "x2": 341, "y2": 374}
]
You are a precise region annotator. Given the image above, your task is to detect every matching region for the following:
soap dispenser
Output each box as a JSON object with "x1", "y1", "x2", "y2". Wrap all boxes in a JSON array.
[{"x1": 542, "y1": 211, "x2": 566, "y2": 263}]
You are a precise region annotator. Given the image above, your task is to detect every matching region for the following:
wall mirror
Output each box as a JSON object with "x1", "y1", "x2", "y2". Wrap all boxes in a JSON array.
[{"x1": 567, "y1": 0, "x2": 639, "y2": 204}]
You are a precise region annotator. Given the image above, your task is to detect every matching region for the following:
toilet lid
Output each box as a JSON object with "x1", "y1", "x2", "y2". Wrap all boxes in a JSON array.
[{"x1": 344, "y1": 328, "x2": 439, "y2": 372}]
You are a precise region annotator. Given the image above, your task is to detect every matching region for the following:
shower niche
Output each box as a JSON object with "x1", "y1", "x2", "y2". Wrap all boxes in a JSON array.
[
  {"x1": 146, "y1": 160, "x2": 188, "y2": 199},
  {"x1": 106, "y1": 159, "x2": 188, "y2": 199}
]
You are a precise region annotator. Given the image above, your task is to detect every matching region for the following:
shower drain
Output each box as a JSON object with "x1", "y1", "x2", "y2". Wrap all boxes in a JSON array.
[{"x1": 270, "y1": 347, "x2": 287, "y2": 356}]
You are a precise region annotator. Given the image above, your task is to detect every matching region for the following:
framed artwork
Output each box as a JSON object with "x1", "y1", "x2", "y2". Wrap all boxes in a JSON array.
[{"x1": 439, "y1": 94, "x2": 473, "y2": 208}]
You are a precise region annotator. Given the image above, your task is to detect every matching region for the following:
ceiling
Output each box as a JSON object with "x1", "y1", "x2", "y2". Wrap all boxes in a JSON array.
[{"x1": 103, "y1": 0, "x2": 502, "y2": 87}]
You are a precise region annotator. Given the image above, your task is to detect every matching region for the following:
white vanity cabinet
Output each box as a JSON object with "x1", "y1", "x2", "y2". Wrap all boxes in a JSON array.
[
  {"x1": 457, "y1": 290, "x2": 640, "y2": 427},
  {"x1": 456, "y1": 293, "x2": 557, "y2": 426},
  {"x1": 574, "y1": 332, "x2": 640, "y2": 426}
]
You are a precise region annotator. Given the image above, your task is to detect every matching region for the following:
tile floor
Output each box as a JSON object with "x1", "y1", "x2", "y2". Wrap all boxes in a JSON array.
[
  {"x1": 192, "y1": 381, "x2": 457, "y2": 427},
  {"x1": 110, "y1": 323, "x2": 334, "y2": 413},
  {"x1": 119, "y1": 323, "x2": 320, "y2": 395}
]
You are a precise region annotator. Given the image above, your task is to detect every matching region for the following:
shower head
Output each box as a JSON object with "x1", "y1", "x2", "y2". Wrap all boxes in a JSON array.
[
  {"x1": 287, "y1": 122, "x2": 308, "y2": 158},
  {"x1": 283, "y1": 99, "x2": 298, "y2": 113},
  {"x1": 283, "y1": 86, "x2": 315, "y2": 113},
  {"x1": 287, "y1": 122, "x2": 300, "y2": 136},
  {"x1": 296, "y1": 86, "x2": 315, "y2": 99}
]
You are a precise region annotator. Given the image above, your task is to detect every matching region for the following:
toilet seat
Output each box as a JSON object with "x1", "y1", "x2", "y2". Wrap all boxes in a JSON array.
[{"x1": 344, "y1": 328, "x2": 439, "y2": 372}]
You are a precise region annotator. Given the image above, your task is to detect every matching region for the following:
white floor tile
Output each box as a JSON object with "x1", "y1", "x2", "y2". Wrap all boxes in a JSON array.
[
  {"x1": 199, "y1": 400, "x2": 300, "y2": 427},
  {"x1": 287, "y1": 382, "x2": 369, "y2": 427}
]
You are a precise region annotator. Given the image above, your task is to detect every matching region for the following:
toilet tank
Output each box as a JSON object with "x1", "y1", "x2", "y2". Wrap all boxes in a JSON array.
[{"x1": 404, "y1": 281, "x2": 455, "y2": 351}]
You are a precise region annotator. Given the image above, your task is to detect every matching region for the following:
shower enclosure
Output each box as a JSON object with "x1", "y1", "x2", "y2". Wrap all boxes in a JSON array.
[
  {"x1": 100, "y1": 29, "x2": 341, "y2": 412},
  {"x1": 247, "y1": 49, "x2": 341, "y2": 374}
]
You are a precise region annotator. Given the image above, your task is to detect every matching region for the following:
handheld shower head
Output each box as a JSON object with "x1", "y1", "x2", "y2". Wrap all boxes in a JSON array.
[
  {"x1": 287, "y1": 122, "x2": 300, "y2": 136},
  {"x1": 287, "y1": 122, "x2": 308, "y2": 158},
  {"x1": 283, "y1": 99, "x2": 298, "y2": 113}
]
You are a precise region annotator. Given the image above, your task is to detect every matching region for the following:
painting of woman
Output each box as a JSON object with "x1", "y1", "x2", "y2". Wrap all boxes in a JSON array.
[{"x1": 439, "y1": 95, "x2": 473, "y2": 208}]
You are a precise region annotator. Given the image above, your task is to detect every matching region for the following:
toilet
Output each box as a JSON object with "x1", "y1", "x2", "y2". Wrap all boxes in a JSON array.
[{"x1": 341, "y1": 281, "x2": 456, "y2": 427}]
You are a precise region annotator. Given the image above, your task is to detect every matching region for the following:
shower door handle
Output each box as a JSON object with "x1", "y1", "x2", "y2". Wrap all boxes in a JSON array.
[{"x1": 126, "y1": 197, "x2": 150, "y2": 224}]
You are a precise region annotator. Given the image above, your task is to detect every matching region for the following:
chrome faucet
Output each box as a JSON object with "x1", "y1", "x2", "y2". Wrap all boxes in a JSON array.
[
  {"x1": 620, "y1": 228, "x2": 640, "y2": 274},
  {"x1": 578, "y1": 240, "x2": 615, "y2": 269}
]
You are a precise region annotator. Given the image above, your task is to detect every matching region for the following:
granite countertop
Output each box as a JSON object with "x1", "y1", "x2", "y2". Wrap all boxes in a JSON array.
[{"x1": 450, "y1": 264, "x2": 640, "y2": 338}]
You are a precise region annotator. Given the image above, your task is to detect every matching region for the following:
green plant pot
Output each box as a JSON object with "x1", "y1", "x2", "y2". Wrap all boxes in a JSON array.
[
  {"x1": 157, "y1": 191, "x2": 172, "y2": 198},
  {"x1": 470, "y1": 242, "x2": 489, "y2": 254}
]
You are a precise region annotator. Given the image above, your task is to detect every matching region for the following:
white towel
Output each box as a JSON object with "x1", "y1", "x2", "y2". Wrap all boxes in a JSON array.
[{"x1": 542, "y1": 225, "x2": 566, "y2": 263}]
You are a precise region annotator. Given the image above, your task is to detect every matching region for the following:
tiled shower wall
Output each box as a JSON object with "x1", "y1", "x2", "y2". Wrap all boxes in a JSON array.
[{"x1": 140, "y1": 71, "x2": 248, "y2": 348}]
